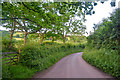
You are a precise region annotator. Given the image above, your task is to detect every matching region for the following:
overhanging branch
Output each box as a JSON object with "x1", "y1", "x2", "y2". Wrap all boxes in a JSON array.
[
  {"x1": 22, "y1": 2, "x2": 40, "y2": 13},
  {"x1": 0, "y1": 18, "x2": 41, "y2": 27}
]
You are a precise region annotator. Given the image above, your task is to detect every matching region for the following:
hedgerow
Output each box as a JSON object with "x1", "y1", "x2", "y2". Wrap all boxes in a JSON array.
[
  {"x1": 82, "y1": 9, "x2": 120, "y2": 79},
  {"x1": 82, "y1": 46, "x2": 120, "y2": 79},
  {"x1": 2, "y1": 42, "x2": 84, "y2": 79}
]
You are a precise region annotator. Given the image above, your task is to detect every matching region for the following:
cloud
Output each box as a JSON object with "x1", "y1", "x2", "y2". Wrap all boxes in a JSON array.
[{"x1": 83, "y1": 0, "x2": 117, "y2": 36}]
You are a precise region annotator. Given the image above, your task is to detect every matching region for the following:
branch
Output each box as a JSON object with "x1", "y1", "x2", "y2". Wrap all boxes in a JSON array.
[
  {"x1": 14, "y1": 19, "x2": 23, "y2": 27},
  {"x1": 14, "y1": 19, "x2": 25, "y2": 31},
  {"x1": 0, "y1": 18, "x2": 21, "y2": 20},
  {"x1": 22, "y1": 2, "x2": 40, "y2": 13},
  {"x1": 0, "y1": 18, "x2": 41, "y2": 27}
]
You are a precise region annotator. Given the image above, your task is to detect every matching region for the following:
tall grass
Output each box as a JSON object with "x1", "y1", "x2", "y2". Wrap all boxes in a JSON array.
[
  {"x1": 2, "y1": 41, "x2": 84, "y2": 79},
  {"x1": 82, "y1": 46, "x2": 120, "y2": 78},
  {"x1": 2, "y1": 64, "x2": 35, "y2": 79},
  {"x1": 20, "y1": 41, "x2": 84, "y2": 71}
]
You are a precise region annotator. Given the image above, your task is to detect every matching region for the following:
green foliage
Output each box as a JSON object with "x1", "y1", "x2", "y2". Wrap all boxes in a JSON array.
[
  {"x1": 1, "y1": 1, "x2": 98, "y2": 44},
  {"x1": 83, "y1": 47, "x2": 120, "y2": 78},
  {"x1": 87, "y1": 8, "x2": 120, "y2": 51},
  {"x1": 1, "y1": 1, "x2": 117, "y2": 79},
  {"x1": 19, "y1": 42, "x2": 83, "y2": 71},
  {"x1": 70, "y1": 35, "x2": 87, "y2": 44},
  {"x1": 2, "y1": 33, "x2": 17, "y2": 52},
  {"x1": 16, "y1": 34, "x2": 20, "y2": 38},
  {"x1": 0, "y1": 30, "x2": 10, "y2": 37},
  {"x1": 83, "y1": 8, "x2": 120, "y2": 79},
  {"x1": 2, "y1": 64, "x2": 35, "y2": 79},
  {"x1": 2, "y1": 34, "x2": 10, "y2": 48},
  {"x1": 13, "y1": 32, "x2": 24, "y2": 38},
  {"x1": 3, "y1": 42, "x2": 84, "y2": 78}
]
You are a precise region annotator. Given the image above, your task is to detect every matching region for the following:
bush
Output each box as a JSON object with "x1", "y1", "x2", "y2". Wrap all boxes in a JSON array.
[
  {"x1": 2, "y1": 64, "x2": 35, "y2": 79},
  {"x1": 82, "y1": 47, "x2": 120, "y2": 79},
  {"x1": 2, "y1": 42, "x2": 84, "y2": 79},
  {"x1": 19, "y1": 42, "x2": 83, "y2": 71},
  {"x1": 2, "y1": 34, "x2": 18, "y2": 52}
]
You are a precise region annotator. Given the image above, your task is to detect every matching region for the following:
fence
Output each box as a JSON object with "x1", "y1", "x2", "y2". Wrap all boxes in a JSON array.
[{"x1": 2, "y1": 50, "x2": 21, "y2": 65}]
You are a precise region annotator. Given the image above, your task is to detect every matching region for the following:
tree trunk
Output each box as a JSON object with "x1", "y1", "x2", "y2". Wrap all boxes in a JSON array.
[
  {"x1": 9, "y1": 30, "x2": 14, "y2": 48},
  {"x1": 63, "y1": 34, "x2": 65, "y2": 44},
  {"x1": 52, "y1": 37, "x2": 55, "y2": 42},
  {"x1": 9, "y1": 21, "x2": 15, "y2": 48},
  {"x1": 40, "y1": 33, "x2": 44, "y2": 44},
  {"x1": 24, "y1": 31, "x2": 28, "y2": 45}
]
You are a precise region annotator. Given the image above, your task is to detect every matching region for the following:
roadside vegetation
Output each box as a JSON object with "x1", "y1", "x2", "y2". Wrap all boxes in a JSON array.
[
  {"x1": 2, "y1": 40, "x2": 85, "y2": 79},
  {"x1": 1, "y1": 1, "x2": 118, "y2": 79},
  {"x1": 1, "y1": 24, "x2": 86, "y2": 79},
  {"x1": 82, "y1": 8, "x2": 120, "y2": 79}
]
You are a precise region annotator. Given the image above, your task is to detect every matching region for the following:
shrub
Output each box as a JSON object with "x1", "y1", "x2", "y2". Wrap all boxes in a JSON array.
[
  {"x1": 82, "y1": 47, "x2": 120, "y2": 79},
  {"x1": 2, "y1": 35, "x2": 17, "y2": 52},
  {"x1": 2, "y1": 41, "x2": 84, "y2": 79},
  {"x1": 19, "y1": 42, "x2": 83, "y2": 71},
  {"x1": 2, "y1": 64, "x2": 35, "y2": 79}
]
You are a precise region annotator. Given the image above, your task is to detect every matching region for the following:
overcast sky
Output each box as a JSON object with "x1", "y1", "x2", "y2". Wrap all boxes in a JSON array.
[
  {"x1": 83, "y1": 0, "x2": 118, "y2": 36},
  {"x1": 0, "y1": 0, "x2": 119, "y2": 36}
]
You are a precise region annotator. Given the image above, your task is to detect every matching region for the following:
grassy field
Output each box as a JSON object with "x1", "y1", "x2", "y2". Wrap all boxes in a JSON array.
[{"x1": 13, "y1": 32, "x2": 24, "y2": 41}]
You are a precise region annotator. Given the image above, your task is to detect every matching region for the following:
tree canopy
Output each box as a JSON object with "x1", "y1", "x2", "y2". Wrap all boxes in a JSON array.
[{"x1": 1, "y1": 0, "x2": 116, "y2": 44}]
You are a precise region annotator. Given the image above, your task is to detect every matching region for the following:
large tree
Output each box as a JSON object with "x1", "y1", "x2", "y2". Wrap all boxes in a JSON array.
[{"x1": 1, "y1": 1, "x2": 115, "y2": 44}]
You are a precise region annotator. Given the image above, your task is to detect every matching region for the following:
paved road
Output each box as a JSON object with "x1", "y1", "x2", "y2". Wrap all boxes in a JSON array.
[{"x1": 33, "y1": 52, "x2": 113, "y2": 78}]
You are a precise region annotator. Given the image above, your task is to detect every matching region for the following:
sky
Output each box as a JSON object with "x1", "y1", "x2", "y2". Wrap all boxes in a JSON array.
[
  {"x1": 0, "y1": 0, "x2": 119, "y2": 36},
  {"x1": 83, "y1": 0, "x2": 119, "y2": 36}
]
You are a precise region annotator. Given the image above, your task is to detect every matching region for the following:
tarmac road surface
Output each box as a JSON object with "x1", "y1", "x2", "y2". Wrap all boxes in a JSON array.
[{"x1": 33, "y1": 52, "x2": 113, "y2": 78}]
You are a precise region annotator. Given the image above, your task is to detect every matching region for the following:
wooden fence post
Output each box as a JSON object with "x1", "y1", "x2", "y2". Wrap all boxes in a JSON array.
[{"x1": 17, "y1": 49, "x2": 21, "y2": 63}]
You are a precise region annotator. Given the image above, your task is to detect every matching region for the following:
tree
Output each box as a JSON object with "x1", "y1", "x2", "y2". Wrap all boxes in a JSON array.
[
  {"x1": 1, "y1": 1, "x2": 116, "y2": 45},
  {"x1": 87, "y1": 8, "x2": 120, "y2": 51}
]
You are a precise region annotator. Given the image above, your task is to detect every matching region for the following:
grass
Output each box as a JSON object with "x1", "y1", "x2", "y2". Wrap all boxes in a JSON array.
[
  {"x1": 13, "y1": 32, "x2": 24, "y2": 37},
  {"x1": 2, "y1": 64, "x2": 35, "y2": 79},
  {"x1": 82, "y1": 47, "x2": 120, "y2": 79},
  {"x1": 13, "y1": 38, "x2": 24, "y2": 40},
  {"x1": 2, "y1": 41, "x2": 84, "y2": 79}
]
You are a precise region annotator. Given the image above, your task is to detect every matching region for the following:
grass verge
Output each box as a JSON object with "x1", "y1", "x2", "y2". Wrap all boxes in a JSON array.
[
  {"x1": 82, "y1": 47, "x2": 120, "y2": 79},
  {"x1": 2, "y1": 42, "x2": 84, "y2": 79}
]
